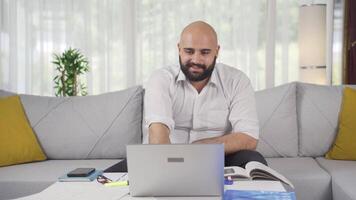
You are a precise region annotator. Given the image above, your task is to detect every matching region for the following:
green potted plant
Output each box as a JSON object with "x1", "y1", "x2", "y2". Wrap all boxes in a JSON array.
[{"x1": 52, "y1": 47, "x2": 90, "y2": 96}]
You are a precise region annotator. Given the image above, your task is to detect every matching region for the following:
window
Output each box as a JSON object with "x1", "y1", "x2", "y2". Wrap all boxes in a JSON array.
[{"x1": 0, "y1": 0, "x2": 325, "y2": 95}]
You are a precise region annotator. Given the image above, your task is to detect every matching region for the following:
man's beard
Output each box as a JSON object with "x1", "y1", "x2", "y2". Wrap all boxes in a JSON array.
[{"x1": 179, "y1": 56, "x2": 216, "y2": 82}]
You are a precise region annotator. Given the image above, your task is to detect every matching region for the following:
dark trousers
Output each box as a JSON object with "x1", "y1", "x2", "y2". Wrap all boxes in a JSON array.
[
  {"x1": 225, "y1": 150, "x2": 267, "y2": 167},
  {"x1": 105, "y1": 149, "x2": 267, "y2": 172}
]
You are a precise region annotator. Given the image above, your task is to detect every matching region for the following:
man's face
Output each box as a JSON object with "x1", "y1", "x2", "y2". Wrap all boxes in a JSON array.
[{"x1": 178, "y1": 31, "x2": 219, "y2": 82}]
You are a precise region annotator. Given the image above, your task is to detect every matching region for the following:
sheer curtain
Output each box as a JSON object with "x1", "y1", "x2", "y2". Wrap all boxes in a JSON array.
[
  {"x1": 0, "y1": 0, "x2": 299, "y2": 96},
  {"x1": 1, "y1": 0, "x2": 136, "y2": 95}
]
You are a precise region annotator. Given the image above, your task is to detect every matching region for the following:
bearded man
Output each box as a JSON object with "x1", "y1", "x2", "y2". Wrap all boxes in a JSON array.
[{"x1": 144, "y1": 21, "x2": 267, "y2": 167}]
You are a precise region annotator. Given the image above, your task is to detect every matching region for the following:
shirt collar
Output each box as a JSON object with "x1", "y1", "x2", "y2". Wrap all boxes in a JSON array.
[
  {"x1": 176, "y1": 65, "x2": 219, "y2": 86},
  {"x1": 209, "y1": 67, "x2": 218, "y2": 86},
  {"x1": 177, "y1": 68, "x2": 186, "y2": 82}
]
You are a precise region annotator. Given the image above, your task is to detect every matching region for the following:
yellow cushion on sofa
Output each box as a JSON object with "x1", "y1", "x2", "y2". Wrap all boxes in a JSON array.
[
  {"x1": 326, "y1": 87, "x2": 356, "y2": 160},
  {"x1": 0, "y1": 95, "x2": 46, "y2": 167}
]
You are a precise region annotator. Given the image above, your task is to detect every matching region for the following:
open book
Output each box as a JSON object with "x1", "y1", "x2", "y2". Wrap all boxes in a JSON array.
[{"x1": 224, "y1": 161, "x2": 294, "y2": 189}]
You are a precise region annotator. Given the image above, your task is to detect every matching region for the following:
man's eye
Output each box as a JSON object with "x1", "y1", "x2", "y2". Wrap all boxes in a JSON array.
[
  {"x1": 185, "y1": 50, "x2": 194, "y2": 54},
  {"x1": 201, "y1": 51, "x2": 210, "y2": 55}
]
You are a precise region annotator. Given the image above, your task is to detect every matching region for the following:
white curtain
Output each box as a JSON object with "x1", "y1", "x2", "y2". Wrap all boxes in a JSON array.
[{"x1": 0, "y1": 0, "x2": 299, "y2": 96}]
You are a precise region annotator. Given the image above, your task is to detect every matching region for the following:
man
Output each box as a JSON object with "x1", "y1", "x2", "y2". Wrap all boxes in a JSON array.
[{"x1": 144, "y1": 21, "x2": 267, "y2": 167}]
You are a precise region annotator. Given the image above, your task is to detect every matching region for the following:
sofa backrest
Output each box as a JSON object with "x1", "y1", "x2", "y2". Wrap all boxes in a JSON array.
[
  {"x1": 0, "y1": 86, "x2": 143, "y2": 159},
  {"x1": 0, "y1": 90, "x2": 15, "y2": 97},
  {"x1": 255, "y1": 82, "x2": 299, "y2": 158},
  {"x1": 296, "y1": 83, "x2": 356, "y2": 157},
  {"x1": 255, "y1": 82, "x2": 356, "y2": 158},
  {"x1": 3, "y1": 82, "x2": 356, "y2": 159}
]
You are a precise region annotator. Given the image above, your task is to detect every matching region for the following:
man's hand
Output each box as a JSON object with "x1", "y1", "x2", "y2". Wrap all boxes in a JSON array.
[
  {"x1": 149, "y1": 123, "x2": 171, "y2": 144},
  {"x1": 192, "y1": 132, "x2": 257, "y2": 155}
]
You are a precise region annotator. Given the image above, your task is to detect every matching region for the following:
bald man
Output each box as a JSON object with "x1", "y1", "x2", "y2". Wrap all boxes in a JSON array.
[{"x1": 144, "y1": 21, "x2": 267, "y2": 167}]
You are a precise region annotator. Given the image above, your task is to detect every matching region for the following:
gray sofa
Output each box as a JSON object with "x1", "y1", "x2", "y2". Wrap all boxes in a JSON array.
[{"x1": 0, "y1": 82, "x2": 356, "y2": 200}]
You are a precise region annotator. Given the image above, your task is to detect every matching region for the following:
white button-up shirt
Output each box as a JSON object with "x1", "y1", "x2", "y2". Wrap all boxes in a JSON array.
[{"x1": 143, "y1": 63, "x2": 259, "y2": 144}]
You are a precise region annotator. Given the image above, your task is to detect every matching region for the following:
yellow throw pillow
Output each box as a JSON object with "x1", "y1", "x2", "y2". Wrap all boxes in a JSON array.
[
  {"x1": 0, "y1": 96, "x2": 46, "y2": 167},
  {"x1": 326, "y1": 87, "x2": 356, "y2": 160}
]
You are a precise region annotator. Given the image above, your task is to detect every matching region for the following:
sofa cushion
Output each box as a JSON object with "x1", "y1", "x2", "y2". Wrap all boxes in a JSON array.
[
  {"x1": 0, "y1": 96, "x2": 46, "y2": 167},
  {"x1": 255, "y1": 82, "x2": 298, "y2": 157},
  {"x1": 20, "y1": 86, "x2": 143, "y2": 159},
  {"x1": 297, "y1": 83, "x2": 356, "y2": 157},
  {"x1": 0, "y1": 159, "x2": 120, "y2": 200},
  {"x1": 297, "y1": 83, "x2": 343, "y2": 157},
  {"x1": 326, "y1": 87, "x2": 356, "y2": 160},
  {"x1": 316, "y1": 157, "x2": 356, "y2": 200},
  {"x1": 0, "y1": 89, "x2": 16, "y2": 97},
  {"x1": 266, "y1": 157, "x2": 331, "y2": 200}
]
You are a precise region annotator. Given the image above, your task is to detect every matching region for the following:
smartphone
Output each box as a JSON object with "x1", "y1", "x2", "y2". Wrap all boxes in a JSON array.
[{"x1": 67, "y1": 168, "x2": 96, "y2": 177}]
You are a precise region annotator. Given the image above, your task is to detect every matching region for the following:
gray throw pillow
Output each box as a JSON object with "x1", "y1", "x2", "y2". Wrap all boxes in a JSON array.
[
  {"x1": 20, "y1": 86, "x2": 143, "y2": 159},
  {"x1": 296, "y1": 83, "x2": 356, "y2": 157},
  {"x1": 0, "y1": 89, "x2": 16, "y2": 98},
  {"x1": 255, "y1": 82, "x2": 298, "y2": 157}
]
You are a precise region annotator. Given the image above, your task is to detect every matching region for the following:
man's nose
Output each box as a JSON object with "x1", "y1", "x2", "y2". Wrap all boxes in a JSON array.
[{"x1": 191, "y1": 52, "x2": 203, "y2": 64}]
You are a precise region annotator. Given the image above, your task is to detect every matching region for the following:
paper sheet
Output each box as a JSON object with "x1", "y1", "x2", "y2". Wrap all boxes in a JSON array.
[{"x1": 103, "y1": 172, "x2": 129, "y2": 181}]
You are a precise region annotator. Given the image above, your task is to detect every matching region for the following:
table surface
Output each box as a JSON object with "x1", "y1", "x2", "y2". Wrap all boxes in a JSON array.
[
  {"x1": 13, "y1": 173, "x2": 289, "y2": 200},
  {"x1": 14, "y1": 182, "x2": 223, "y2": 200}
]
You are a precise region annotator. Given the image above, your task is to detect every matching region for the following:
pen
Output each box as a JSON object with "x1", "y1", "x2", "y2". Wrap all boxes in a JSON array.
[{"x1": 104, "y1": 180, "x2": 129, "y2": 187}]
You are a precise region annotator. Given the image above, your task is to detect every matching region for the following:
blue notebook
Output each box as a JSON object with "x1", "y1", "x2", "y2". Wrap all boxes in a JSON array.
[
  {"x1": 58, "y1": 170, "x2": 102, "y2": 182},
  {"x1": 224, "y1": 190, "x2": 296, "y2": 200}
]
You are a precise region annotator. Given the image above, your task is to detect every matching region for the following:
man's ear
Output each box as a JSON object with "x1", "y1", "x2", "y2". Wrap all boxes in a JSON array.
[
  {"x1": 216, "y1": 45, "x2": 220, "y2": 57},
  {"x1": 177, "y1": 43, "x2": 181, "y2": 52}
]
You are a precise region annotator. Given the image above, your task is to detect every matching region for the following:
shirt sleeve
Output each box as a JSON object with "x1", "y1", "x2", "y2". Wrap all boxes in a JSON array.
[
  {"x1": 144, "y1": 70, "x2": 175, "y2": 132},
  {"x1": 228, "y1": 73, "x2": 259, "y2": 139}
]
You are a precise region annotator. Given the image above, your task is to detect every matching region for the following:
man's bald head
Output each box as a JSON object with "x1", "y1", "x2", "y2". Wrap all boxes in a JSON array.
[
  {"x1": 179, "y1": 21, "x2": 218, "y2": 47},
  {"x1": 178, "y1": 21, "x2": 220, "y2": 83}
]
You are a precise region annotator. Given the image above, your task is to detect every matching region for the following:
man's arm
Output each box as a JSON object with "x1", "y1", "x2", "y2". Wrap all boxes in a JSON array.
[
  {"x1": 149, "y1": 123, "x2": 171, "y2": 144},
  {"x1": 192, "y1": 132, "x2": 257, "y2": 155},
  {"x1": 144, "y1": 69, "x2": 175, "y2": 144}
]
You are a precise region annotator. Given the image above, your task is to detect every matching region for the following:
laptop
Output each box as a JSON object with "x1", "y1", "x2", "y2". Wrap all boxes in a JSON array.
[{"x1": 126, "y1": 144, "x2": 224, "y2": 197}]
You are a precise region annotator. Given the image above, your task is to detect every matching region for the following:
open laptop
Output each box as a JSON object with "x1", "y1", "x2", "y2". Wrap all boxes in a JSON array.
[{"x1": 126, "y1": 144, "x2": 224, "y2": 197}]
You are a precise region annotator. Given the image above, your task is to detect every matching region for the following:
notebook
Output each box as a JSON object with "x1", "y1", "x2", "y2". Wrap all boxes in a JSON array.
[{"x1": 58, "y1": 170, "x2": 102, "y2": 182}]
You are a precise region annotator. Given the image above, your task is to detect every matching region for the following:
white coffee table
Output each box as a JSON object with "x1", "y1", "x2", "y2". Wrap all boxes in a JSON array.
[
  {"x1": 13, "y1": 173, "x2": 287, "y2": 200},
  {"x1": 13, "y1": 181, "x2": 223, "y2": 200}
]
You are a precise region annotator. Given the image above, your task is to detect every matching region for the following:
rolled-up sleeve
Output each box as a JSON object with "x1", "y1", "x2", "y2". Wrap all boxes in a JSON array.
[
  {"x1": 229, "y1": 73, "x2": 259, "y2": 139},
  {"x1": 144, "y1": 70, "x2": 175, "y2": 132}
]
